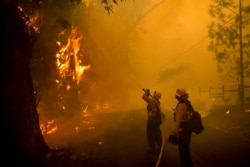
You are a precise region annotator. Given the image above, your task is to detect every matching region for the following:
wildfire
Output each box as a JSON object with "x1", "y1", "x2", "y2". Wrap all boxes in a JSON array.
[
  {"x1": 18, "y1": 5, "x2": 40, "y2": 33},
  {"x1": 40, "y1": 119, "x2": 59, "y2": 135},
  {"x1": 56, "y1": 25, "x2": 90, "y2": 87}
]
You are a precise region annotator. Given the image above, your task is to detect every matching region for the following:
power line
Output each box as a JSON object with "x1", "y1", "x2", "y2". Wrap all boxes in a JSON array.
[
  {"x1": 166, "y1": 14, "x2": 236, "y2": 65},
  {"x1": 166, "y1": 35, "x2": 209, "y2": 64}
]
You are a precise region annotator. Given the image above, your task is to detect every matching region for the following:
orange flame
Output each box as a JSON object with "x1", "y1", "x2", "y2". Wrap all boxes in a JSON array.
[
  {"x1": 40, "y1": 119, "x2": 59, "y2": 135},
  {"x1": 18, "y1": 6, "x2": 40, "y2": 33},
  {"x1": 56, "y1": 25, "x2": 90, "y2": 87}
]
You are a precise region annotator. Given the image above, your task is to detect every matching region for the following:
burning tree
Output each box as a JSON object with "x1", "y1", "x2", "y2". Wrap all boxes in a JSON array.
[
  {"x1": 0, "y1": 0, "x2": 121, "y2": 165},
  {"x1": 55, "y1": 25, "x2": 91, "y2": 118},
  {"x1": 1, "y1": 0, "x2": 142, "y2": 165}
]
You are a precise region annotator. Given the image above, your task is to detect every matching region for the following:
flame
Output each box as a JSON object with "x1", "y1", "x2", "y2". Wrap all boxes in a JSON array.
[
  {"x1": 40, "y1": 119, "x2": 59, "y2": 135},
  {"x1": 103, "y1": 103, "x2": 112, "y2": 109},
  {"x1": 66, "y1": 84, "x2": 71, "y2": 91},
  {"x1": 56, "y1": 25, "x2": 90, "y2": 87},
  {"x1": 40, "y1": 122, "x2": 47, "y2": 135},
  {"x1": 81, "y1": 105, "x2": 89, "y2": 117},
  {"x1": 18, "y1": 6, "x2": 40, "y2": 33}
]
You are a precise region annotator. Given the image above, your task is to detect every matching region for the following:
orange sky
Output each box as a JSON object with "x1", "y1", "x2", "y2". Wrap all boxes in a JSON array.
[{"x1": 73, "y1": 0, "x2": 248, "y2": 112}]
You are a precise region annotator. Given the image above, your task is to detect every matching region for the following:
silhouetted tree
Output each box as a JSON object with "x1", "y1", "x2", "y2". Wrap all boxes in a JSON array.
[
  {"x1": 208, "y1": 0, "x2": 250, "y2": 108},
  {"x1": 208, "y1": 0, "x2": 250, "y2": 80},
  {"x1": 1, "y1": 0, "x2": 50, "y2": 166}
]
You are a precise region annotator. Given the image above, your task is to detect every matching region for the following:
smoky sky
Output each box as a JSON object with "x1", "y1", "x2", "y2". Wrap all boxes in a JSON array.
[
  {"x1": 38, "y1": 0, "x2": 250, "y2": 147},
  {"x1": 37, "y1": 0, "x2": 249, "y2": 121},
  {"x1": 70, "y1": 0, "x2": 223, "y2": 111}
]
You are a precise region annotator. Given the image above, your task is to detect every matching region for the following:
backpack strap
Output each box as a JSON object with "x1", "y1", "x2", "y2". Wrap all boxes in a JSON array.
[{"x1": 177, "y1": 100, "x2": 193, "y2": 122}]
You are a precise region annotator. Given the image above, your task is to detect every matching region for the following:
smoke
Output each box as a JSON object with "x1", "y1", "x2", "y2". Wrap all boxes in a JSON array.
[
  {"x1": 67, "y1": 0, "x2": 223, "y2": 114},
  {"x1": 32, "y1": 0, "x2": 250, "y2": 151},
  {"x1": 37, "y1": 0, "x2": 235, "y2": 147}
]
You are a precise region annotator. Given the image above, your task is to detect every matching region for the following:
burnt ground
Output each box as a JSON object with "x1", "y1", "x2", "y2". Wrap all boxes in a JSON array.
[{"x1": 44, "y1": 107, "x2": 250, "y2": 167}]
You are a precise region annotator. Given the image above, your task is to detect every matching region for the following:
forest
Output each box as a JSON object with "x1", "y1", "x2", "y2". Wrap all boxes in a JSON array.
[{"x1": 1, "y1": 0, "x2": 250, "y2": 166}]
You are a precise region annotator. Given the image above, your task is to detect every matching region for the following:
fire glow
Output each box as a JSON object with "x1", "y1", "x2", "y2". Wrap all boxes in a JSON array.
[
  {"x1": 40, "y1": 26, "x2": 92, "y2": 136},
  {"x1": 40, "y1": 120, "x2": 59, "y2": 135},
  {"x1": 56, "y1": 25, "x2": 90, "y2": 87}
]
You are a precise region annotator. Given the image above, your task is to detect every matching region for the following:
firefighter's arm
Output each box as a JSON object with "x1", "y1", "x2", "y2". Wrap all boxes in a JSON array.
[
  {"x1": 172, "y1": 103, "x2": 186, "y2": 134},
  {"x1": 142, "y1": 89, "x2": 151, "y2": 103}
]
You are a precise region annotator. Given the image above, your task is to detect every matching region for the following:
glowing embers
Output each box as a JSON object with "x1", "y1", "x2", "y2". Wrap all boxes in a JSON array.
[
  {"x1": 93, "y1": 103, "x2": 112, "y2": 112},
  {"x1": 18, "y1": 6, "x2": 40, "y2": 33},
  {"x1": 40, "y1": 119, "x2": 59, "y2": 135},
  {"x1": 56, "y1": 25, "x2": 90, "y2": 88}
]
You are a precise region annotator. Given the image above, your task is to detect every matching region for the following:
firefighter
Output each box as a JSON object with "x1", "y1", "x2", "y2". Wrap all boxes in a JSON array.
[
  {"x1": 173, "y1": 88, "x2": 193, "y2": 167},
  {"x1": 142, "y1": 89, "x2": 163, "y2": 154}
]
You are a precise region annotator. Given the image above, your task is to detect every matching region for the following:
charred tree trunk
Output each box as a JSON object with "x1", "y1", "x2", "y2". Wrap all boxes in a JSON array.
[{"x1": 1, "y1": 1, "x2": 50, "y2": 166}]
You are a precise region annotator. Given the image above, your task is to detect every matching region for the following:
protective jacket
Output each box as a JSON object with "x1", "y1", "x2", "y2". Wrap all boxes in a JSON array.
[{"x1": 142, "y1": 93, "x2": 162, "y2": 126}]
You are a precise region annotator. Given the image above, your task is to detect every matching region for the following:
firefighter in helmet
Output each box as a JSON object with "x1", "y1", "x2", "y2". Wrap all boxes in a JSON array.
[{"x1": 142, "y1": 89, "x2": 163, "y2": 154}]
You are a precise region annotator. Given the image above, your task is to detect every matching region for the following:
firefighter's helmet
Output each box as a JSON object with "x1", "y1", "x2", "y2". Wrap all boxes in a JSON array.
[
  {"x1": 176, "y1": 88, "x2": 189, "y2": 98},
  {"x1": 154, "y1": 91, "x2": 161, "y2": 99}
]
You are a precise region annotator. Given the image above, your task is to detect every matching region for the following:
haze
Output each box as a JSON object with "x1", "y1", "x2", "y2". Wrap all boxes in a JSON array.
[
  {"x1": 71, "y1": 0, "x2": 221, "y2": 112},
  {"x1": 36, "y1": 0, "x2": 250, "y2": 147}
]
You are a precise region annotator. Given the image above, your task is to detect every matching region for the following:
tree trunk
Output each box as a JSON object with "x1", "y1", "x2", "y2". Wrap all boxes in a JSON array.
[{"x1": 1, "y1": 1, "x2": 50, "y2": 166}]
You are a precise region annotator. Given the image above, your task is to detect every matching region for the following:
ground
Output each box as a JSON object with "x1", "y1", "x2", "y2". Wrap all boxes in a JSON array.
[
  {"x1": 204, "y1": 105, "x2": 250, "y2": 143},
  {"x1": 43, "y1": 106, "x2": 250, "y2": 167}
]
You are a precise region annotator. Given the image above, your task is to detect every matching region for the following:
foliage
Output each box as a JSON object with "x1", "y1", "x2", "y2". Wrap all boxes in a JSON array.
[
  {"x1": 208, "y1": 0, "x2": 250, "y2": 80},
  {"x1": 17, "y1": 0, "x2": 134, "y2": 120},
  {"x1": 69, "y1": 0, "x2": 126, "y2": 14}
]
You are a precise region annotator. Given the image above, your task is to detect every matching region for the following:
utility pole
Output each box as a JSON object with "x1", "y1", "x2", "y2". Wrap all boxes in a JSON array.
[{"x1": 239, "y1": 0, "x2": 244, "y2": 110}]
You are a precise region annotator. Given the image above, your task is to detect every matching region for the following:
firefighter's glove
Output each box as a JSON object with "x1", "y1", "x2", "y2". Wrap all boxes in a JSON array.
[
  {"x1": 168, "y1": 134, "x2": 179, "y2": 145},
  {"x1": 145, "y1": 89, "x2": 150, "y2": 95}
]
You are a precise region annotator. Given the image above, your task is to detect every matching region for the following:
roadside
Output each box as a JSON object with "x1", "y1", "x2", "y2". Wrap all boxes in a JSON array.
[
  {"x1": 203, "y1": 106, "x2": 250, "y2": 144},
  {"x1": 43, "y1": 106, "x2": 250, "y2": 167}
]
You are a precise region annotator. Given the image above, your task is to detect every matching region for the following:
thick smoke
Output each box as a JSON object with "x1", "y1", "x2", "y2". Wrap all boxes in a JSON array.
[
  {"x1": 70, "y1": 0, "x2": 222, "y2": 113},
  {"x1": 38, "y1": 0, "x2": 243, "y2": 147}
]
